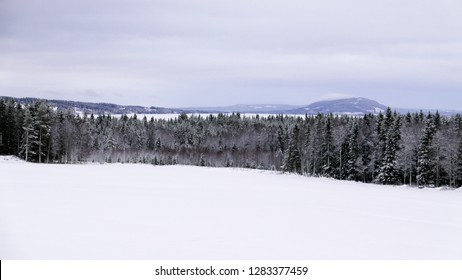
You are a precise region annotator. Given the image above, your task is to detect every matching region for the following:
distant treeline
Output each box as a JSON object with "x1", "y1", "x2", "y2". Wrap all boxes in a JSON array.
[
  {"x1": 1, "y1": 98, "x2": 462, "y2": 188},
  {"x1": 0, "y1": 96, "x2": 184, "y2": 115}
]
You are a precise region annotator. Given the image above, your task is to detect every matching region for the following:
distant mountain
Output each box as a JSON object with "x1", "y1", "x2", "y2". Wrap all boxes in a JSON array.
[
  {"x1": 182, "y1": 104, "x2": 300, "y2": 113},
  {"x1": 184, "y1": 98, "x2": 389, "y2": 115},
  {"x1": 0, "y1": 96, "x2": 198, "y2": 115},
  {"x1": 287, "y1": 97, "x2": 388, "y2": 115},
  {"x1": 287, "y1": 98, "x2": 461, "y2": 116}
]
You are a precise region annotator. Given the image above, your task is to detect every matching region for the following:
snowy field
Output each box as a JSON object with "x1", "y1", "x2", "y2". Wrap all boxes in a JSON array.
[{"x1": 1, "y1": 156, "x2": 461, "y2": 260}]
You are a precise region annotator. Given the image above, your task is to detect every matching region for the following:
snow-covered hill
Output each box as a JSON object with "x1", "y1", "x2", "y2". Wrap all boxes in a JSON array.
[
  {"x1": 0, "y1": 96, "x2": 192, "y2": 115},
  {"x1": 1, "y1": 159, "x2": 461, "y2": 259},
  {"x1": 288, "y1": 97, "x2": 387, "y2": 115},
  {"x1": 183, "y1": 97, "x2": 389, "y2": 115}
]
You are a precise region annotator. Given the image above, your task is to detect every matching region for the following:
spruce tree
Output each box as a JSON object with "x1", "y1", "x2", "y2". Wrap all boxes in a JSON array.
[
  {"x1": 277, "y1": 125, "x2": 287, "y2": 152},
  {"x1": 20, "y1": 105, "x2": 39, "y2": 161},
  {"x1": 35, "y1": 102, "x2": 52, "y2": 163},
  {"x1": 282, "y1": 125, "x2": 302, "y2": 174},
  {"x1": 344, "y1": 120, "x2": 360, "y2": 181},
  {"x1": 321, "y1": 114, "x2": 334, "y2": 177},
  {"x1": 456, "y1": 138, "x2": 462, "y2": 188},
  {"x1": 309, "y1": 114, "x2": 325, "y2": 176},
  {"x1": 417, "y1": 115, "x2": 437, "y2": 187},
  {"x1": 0, "y1": 100, "x2": 20, "y2": 155},
  {"x1": 303, "y1": 125, "x2": 312, "y2": 174},
  {"x1": 0, "y1": 99, "x2": 5, "y2": 154},
  {"x1": 360, "y1": 114, "x2": 376, "y2": 183},
  {"x1": 375, "y1": 116, "x2": 401, "y2": 185}
]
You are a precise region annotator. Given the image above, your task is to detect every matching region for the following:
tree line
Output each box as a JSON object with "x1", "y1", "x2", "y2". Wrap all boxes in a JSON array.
[{"x1": 1, "y1": 98, "x2": 462, "y2": 188}]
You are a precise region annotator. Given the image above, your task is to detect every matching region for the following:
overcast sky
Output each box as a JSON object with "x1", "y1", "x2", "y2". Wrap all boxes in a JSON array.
[{"x1": 1, "y1": 0, "x2": 461, "y2": 109}]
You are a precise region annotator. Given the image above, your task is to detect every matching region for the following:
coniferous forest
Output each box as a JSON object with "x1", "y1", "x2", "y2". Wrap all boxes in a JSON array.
[{"x1": 1, "y1": 99, "x2": 462, "y2": 188}]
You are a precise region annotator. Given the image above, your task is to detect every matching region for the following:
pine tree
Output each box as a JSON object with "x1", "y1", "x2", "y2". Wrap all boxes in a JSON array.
[
  {"x1": 13, "y1": 103, "x2": 24, "y2": 155},
  {"x1": 384, "y1": 107, "x2": 394, "y2": 132},
  {"x1": 455, "y1": 139, "x2": 462, "y2": 188},
  {"x1": 35, "y1": 102, "x2": 52, "y2": 163},
  {"x1": 302, "y1": 125, "x2": 312, "y2": 174},
  {"x1": 417, "y1": 115, "x2": 437, "y2": 187},
  {"x1": 344, "y1": 120, "x2": 360, "y2": 181},
  {"x1": 360, "y1": 114, "x2": 376, "y2": 183},
  {"x1": 0, "y1": 100, "x2": 21, "y2": 155},
  {"x1": 321, "y1": 114, "x2": 334, "y2": 177},
  {"x1": 277, "y1": 125, "x2": 287, "y2": 152},
  {"x1": 434, "y1": 111, "x2": 441, "y2": 129},
  {"x1": 282, "y1": 125, "x2": 302, "y2": 174},
  {"x1": 375, "y1": 116, "x2": 401, "y2": 185},
  {"x1": 308, "y1": 114, "x2": 325, "y2": 176},
  {"x1": 20, "y1": 105, "x2": 39, "y2": 161},
  {"x1": 50, "y1": 111, "x2": 65, "y2": 162},
  {"x1": 0, "y1": 99, "x2": 6, "y2": 154}
]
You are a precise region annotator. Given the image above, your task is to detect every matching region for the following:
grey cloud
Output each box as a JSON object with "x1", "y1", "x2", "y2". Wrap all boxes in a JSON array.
[{"x1": 0, "y1": 0, "x2": 461, "y2": 108}]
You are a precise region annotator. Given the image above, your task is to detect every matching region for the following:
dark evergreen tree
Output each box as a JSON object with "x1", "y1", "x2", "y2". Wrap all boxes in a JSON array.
[
  {"x1": 321, "y1": 114, "x2": 334, "y2": 177},
  {"x1": 302, "y1": 125, "x2": 311, "y2": 174},
  {"x1": 308, "y1": 114, "x2": 325, "y2": 176},
  {"x1": 0, "y1": 99, "x2": 6, "y2": 154},
  {"x1": 0, "y1": 100, "x2": 21, "y2": 155},
  {"x1": 417, "y1": 115, "x2": 437, "y2": 187},
  {"x1": 282, "y1": 125, "x2": 302, "y2": 174},
  {"x1": 456, "y1": 138, "x2": 462, "y2": 188},
  {"x1": 375, "y1": 116, "x2": 401, "y2": 185},
  {"x1": 277, "y1": 125, "x2": 287, "y2": 153},
  {"x1": 20, "y1": 105, "x2": 38, "y2": 161},
  {"x1": 35, "y1": 102, "x2": 52, "y2": 163},
  {"x1": 359, "y1": 114, "x2": 376, "y2": 183},
  {"x1": 344, "y1": 120, "x2": 360, "y2": 181}
]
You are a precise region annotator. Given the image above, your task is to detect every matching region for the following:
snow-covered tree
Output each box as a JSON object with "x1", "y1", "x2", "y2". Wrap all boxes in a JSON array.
[
  {"x1": 35, "y1": 102, "x2": 52, "y2": 163},
  {"x1": 344, "y1": 119, "x2": 360, "y2": 181},
  {"x1": 20, "y1": 105, "x2": 38, "y2": 161},
  {"x1": 282, "y1": 125, "x2": 302, "y2": 174},
  {"x1": 321, "y1": 114, "x2": 335, "y2": 177},
  {"x1": 375, "y1": 115, "x2": 401, "y2": 185},
  {"x1": 417, "y1": 115, "x2": 437, "y2": 187}
]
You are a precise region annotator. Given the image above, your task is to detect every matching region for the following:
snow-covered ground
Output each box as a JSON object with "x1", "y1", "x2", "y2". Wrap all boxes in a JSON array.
[{"x1": 1, "y1": 156, "x2": 461, "y2": 260}]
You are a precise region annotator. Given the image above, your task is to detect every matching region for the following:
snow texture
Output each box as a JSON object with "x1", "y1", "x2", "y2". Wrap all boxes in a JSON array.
[{"x1": 1, "y1": 156, "x2": 461, "y2": 260}]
